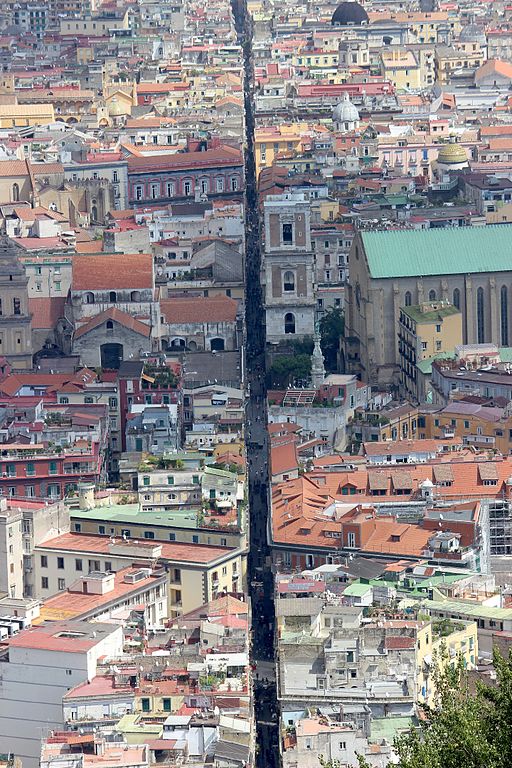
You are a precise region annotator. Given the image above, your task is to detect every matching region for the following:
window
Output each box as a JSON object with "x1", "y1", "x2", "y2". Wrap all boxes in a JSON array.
[
  {"x1": 55, "y1": 281, "x2": 61, "y2": 291},
  {"x1": 49, "y1": 460, "x2": 57, "y2": 475},
  {"x1": 282, "y1": 223, "x2": 293, "y2": 244},
  {"x1": 230, "y1": 176, "x2": 239, "y2": 191},
  {"x1": 57, "y1": 557, "x2": 64, "y2": 569},
  {"x1": 163, "y1": 698, "x2": 171, "y2": 712},
  {"x1": 121, "y1": 529, "x2": 130, "y2": 538},
  {"x1": 88, "y1": 559, "x2": 100, "y2": 571},
  {"x1": 151, "y1": 182, "x2": 159, "y2": 199},
  {"x1": 84, "y1": 396, "x2": 94, "y2": 404},
  {"x1": 141, "y1": 698, "x2": 150, "y2": 712},
  {"x1": 41, "y1": 576, "x2": 49, "y2": 589},
  {"x1": 75, "y1": 559, "x2": 83, "y2": 571},
  {"x1": 283, "y1": 270, "x2": 295, "y2": 292},
  {"x1": 106, "y1": 320, "x2": 114, "y2": 331},
  {"x1": 98, "y1": 525, "x2": 105, "y2": 535},
  {"x1": 41, "y1": 555, "x2": 48, "y2": 568},
  {"x1": 169, "y1": 532, "x2": 176, "y2": 541},
  {"x1": 436, "y1": 324, "x2": 441, "y2": 333},
  {"x1": 109, "y1": 291, "x2": 117, "y2": 302},
  {"x1": 404, "y1": 291, "x2": 412, "y2": 306},
  {"x1": 26, "y1": 462, "x2": 35, "y2": 476},
  {"x1": 58, "y1": 578, "x2": 65, "y2": 591},
  {"x1": 166, "y1": 182, "x2": 175, "y2": 197},
  {"x1": 167, "y1": 476, "x2": 174, "y2": 485},
  {"x1": 428, "y1": 289, "x2": 436, "y2": 301},
  {"x1": 135, "y1": 185, "x2": 143, "y2": 201},
  {"x1": 184, "y1": 180, "x2": 192, "y2": 196},
  {"x1": 284, "y1": 312, "x2": 296, "y2": 334},
  {"x1": 501, "y1": 285, "x2": 509, "y2": 346},
  {"x1": 104, "y1": 561, "x2": 112, "y2": 572},
  {"x1": 84, "y1": 292, "x2": 94, "y2": 304},
  {"x1": 144, "y1": 531, "x2": 155, "y2": 539},
  {"x1": 192, "y1": 535, "x2": 199, "y2": 544},
  {"x1": 347, "y1": 532, "x2": 356, "y2": 547},
  {"x1": 477, "y1": 286, "x2": 485, "y2": 343},
  {"x1": 216, "y1": 177, "x2": 224, "y2": 192},
  {"x1": 143, "y1": 476, "x2": 150, "y2": 486},
  {"x1": 453, "y1": 288, "x2": 460, "y2": 309},
  {"x1": 13, "y1": 298, "x2": 21, "y2": 315}
]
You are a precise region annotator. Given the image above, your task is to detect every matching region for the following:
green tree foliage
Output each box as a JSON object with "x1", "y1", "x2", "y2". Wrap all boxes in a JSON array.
[
  {"x1": 268, "y1": 354, "x2": 312, "y2": 388},
  {"x1": 320, "y1": 649, "x2": 512, "y2": 768},
  {"x1": 320, "y1": 308, "x2": 344, "y2": 372}
]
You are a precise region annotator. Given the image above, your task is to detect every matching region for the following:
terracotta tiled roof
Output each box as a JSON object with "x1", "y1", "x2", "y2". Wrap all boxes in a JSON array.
[
  {"x1": 160, "y1": 295, "x2": 238, "y2": 324},
  {"x1": 28, "y1": 296, "x2": 66, "y2": 329},
  {"x1": 127, "y1": 146, "x2": 242, "y2": 173},
  {"x1": 72, "y1": 253, "x2": 153, "y2": 290},
  {"x1": 39, "y1": 532, "x2": 234, "y2": 565},
  {"x1": 74, "y1": 308, "x2": 151, "y2": 340}
]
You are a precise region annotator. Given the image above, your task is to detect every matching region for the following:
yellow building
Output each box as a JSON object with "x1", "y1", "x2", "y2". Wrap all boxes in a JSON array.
[
  {"x1": 435, "y1": 45, "x2": 484, "y2": 85},
  {"x1": 255, "y1": 124, "x2": 307, "y2": 176},
  {"x1": 399, "y1": 301, "x2": 462, "y2": 401},
  {"x1": 423, "y1": 404, "x2": 512, "y2": 454},
  {"x1": 381, "y1": 49, "x2": 422, "y2": 91},
  {"x1": 417, "y1": 618, "x2": 478, "y2": 704},
  {"x1": 0, "y1": 103, "x2": 55, "y2": 128}
]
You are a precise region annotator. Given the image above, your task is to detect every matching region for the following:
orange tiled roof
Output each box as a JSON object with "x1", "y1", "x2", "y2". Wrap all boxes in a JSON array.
[
  {"x1": 72, "y1": 252, "x2": 153, "y2": 290},
  {"x1": 73, "y1": 308, "x2": 151, "y2": 340},
  {"x1": 160, "y1": 295, "x2": 238, "y2": 324}
]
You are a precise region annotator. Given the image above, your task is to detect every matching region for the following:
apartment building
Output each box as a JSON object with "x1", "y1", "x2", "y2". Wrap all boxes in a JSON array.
[{"x1": 33, "y1": 532, "x2": 244, "y2": 616}]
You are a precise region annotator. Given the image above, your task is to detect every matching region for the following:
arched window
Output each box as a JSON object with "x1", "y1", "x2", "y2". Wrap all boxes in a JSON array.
[
  {"x1": 84, "y1": 292, "x2": 95, "y2": 304},
  {"x1": 106, "y1": 320, "x2": 114, "y2": 330},
  {"x1": 109, "y1": 291, "x2": 117, "y2": 303},
  {"x1": 477, "y1": 286, "x2": 485, "y2": 343},
  {"x1": 284, "y1": 312, "x2": 296, "y2": 334},
  {"x1": 404, "y1": 291, "x2": 412, "y2": 306},
  {"x1": 170, "y1": 338, "x2": 185, "y2": 349},
  {"x1": 501, "y1": 285, "x2": 509, "y2": 346},
  {"x1": 131, "y1": 290, "x2": 140, "y2": 302},
  {"x1": 12, "y1": 183, "x2": 19, "y2": 202},
  {"x1": 230, "y1": 176, "x2": 239, "y2": 191},
  {"x1": 428, "y1": 289, "x2": 436, "y2": 301},
  {"x1": 283, "y1": 271, "x2": 295, "y2": 293},
  {"x1": 453, "y1": 288, "x2": 460, "y2": 309},
  {"x1": 210, "y1": 337, "x2": 225, "y2": 351},
  {"x1": 91, "y1": 205, "x2": 98, "y2": 222}
]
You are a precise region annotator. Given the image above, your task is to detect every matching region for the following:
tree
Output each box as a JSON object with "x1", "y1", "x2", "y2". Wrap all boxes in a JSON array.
[
  {"x1": 320, "y1": 648, "x2": 512, "y2": 768},
  {"x1": 320, "y1": 308, "x2": 344, "y2": 372},
  {"x1": 268, "y1": 354, "x2": 311, "y2": 388}
]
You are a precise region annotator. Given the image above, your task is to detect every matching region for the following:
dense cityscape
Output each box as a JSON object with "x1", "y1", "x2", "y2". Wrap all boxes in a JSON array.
[{"x1": 1, "y1": 0, "x2": 512, "y2": 766}]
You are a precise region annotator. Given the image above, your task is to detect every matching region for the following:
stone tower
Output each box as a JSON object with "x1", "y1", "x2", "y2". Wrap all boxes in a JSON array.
[
  {"x1": 262, "y1": 193, "x2": 316, "y2": 343},
  {"x1": 0, "y1": 236, "x2": 33, "y2": 369}
]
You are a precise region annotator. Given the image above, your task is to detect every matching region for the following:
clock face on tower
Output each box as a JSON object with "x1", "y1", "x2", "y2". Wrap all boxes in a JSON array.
[{"x1": 355, "y1": 282, "x2": 361, "y2": 309}]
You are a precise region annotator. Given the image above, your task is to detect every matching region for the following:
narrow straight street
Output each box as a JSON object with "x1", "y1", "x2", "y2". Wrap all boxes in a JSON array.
[{"x1": 232, "y1": 0, "x2": 280, "y2": 765}]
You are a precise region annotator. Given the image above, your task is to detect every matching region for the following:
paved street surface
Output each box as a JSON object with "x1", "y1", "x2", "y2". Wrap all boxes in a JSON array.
[{"x1": 232, "y1": 0, "x2": 280, "y2": 765}]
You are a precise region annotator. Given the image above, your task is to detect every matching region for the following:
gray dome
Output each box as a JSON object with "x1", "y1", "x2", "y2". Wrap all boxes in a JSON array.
[
  {"x1": 331, "y1": 2, "x2": 369, "y2": 26},
  {"x1": 459, "y1": 23, "x2": 486, "y2": 45},
  {"x1": 333, "y1": 92, "x2": 359, "y2": 125}
]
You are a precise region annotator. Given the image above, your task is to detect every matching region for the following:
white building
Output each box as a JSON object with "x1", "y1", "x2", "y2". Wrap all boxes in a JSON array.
[{"x1": 0, "y1": 619, "x2": 123, "y2": 768}]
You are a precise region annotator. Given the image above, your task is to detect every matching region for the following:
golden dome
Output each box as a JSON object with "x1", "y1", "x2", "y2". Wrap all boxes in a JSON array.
[{"x1": 437, "y1": 142, "x2": 468, "y2": 165}]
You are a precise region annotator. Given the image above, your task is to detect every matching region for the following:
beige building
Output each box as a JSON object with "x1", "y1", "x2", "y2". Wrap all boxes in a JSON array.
[
  {"x1": 343, "y1": 226, "x2": 512, "y2": 386},
  {"x1": 34, "y1": 532, "x2": 245, "y2": 617},
  {"x1": 398, "y1": 301, "x2": 462, "y2": 400}
]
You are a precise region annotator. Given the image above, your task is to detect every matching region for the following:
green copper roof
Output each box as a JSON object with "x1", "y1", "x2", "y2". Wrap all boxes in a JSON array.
[{"x1": 361, "y1": 225, "x2": 512, "y2": 279}]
